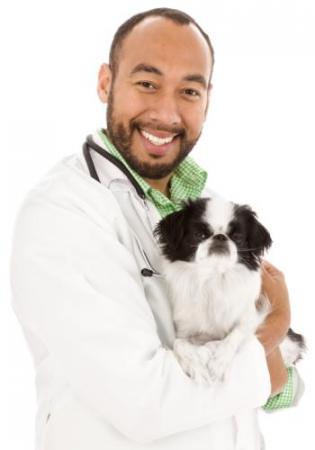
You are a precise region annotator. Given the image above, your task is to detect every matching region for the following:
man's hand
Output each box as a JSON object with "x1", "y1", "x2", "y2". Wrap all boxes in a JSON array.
[{"x1": 256, "y1": 260, "x2": 291, "y2": 356}]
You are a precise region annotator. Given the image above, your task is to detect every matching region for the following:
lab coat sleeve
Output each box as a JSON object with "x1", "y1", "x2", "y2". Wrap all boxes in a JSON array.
[{"x1": 10, "y1": 192, "x2": 271, "y2": 444}]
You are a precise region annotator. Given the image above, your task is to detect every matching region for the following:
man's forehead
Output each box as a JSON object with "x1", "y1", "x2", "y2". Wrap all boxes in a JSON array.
[{"x1": 117, "y1": 17, "x2": 212, "y2": 79}]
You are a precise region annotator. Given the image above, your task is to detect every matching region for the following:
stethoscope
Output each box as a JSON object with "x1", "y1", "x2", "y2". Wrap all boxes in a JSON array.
[
  {"x1": 83, "y1": 134, "x2": 146, "y2": 200},
  {"x1": 82, "y1": 134, "x2": 161, "y2": 278}
]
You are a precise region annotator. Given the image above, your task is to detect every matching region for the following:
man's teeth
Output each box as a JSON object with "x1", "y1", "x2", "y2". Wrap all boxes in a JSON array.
[{"x1": 141, "y1": 129, "x2": 175, "y2": 146}]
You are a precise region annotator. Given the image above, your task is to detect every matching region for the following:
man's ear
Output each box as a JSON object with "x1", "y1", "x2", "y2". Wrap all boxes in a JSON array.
[{"x1": 97, "y1": 63, "x2": 112, "y2": 104}]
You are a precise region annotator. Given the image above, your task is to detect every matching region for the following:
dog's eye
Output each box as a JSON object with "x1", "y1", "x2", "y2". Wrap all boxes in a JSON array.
[
  {"x1": 229, "y1": 230, "x2": 243, "y2": 242},
  {"x1": 193, "y1": 230, "x2": 209, "y2": 241},
  {"x1": 228, "y1": 223, "x2": 243, "y2": 242}
]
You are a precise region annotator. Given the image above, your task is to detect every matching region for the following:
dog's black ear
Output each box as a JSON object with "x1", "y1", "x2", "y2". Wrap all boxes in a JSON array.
[
  {"x1": 154, "y1": 208, "x2": 187, "y2": 256},
  {"x1": 237, "y1": 205, "x2": 272, "y2": 256},
  {"x1": 154, "y1": 198, "x2": 209, "y2": 261}
]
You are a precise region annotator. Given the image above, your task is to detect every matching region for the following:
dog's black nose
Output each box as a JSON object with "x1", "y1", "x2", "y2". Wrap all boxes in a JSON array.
[
  {"x1": 213, "y1": 234, "x2": 228, "y2": 241},
  {"x1": 209, "y1": 233, "x2": 229, "y2": 256}
]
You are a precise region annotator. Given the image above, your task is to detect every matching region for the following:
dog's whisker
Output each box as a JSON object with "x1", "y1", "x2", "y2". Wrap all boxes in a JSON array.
[{"x1": 238, "y1": 247, "x2": 263, "y2": 252}]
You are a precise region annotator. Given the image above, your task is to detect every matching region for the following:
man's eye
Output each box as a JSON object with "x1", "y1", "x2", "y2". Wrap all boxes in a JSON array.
[
  {"x1": 136, "y1": 81, "x2": 156, "y2": 90},
  {"x1": 183, "y1": 88, "x2": 200, "y2": 98}
]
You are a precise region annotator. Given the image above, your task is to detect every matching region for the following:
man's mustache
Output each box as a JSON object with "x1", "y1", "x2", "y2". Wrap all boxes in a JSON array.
[{"x1": 131, "y1": 119, "x2": 186, "y2": 137}]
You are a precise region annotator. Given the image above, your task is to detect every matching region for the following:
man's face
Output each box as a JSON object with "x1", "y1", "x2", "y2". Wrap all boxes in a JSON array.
[{"x1": 99, "y1": 17, "x2": 213, "y2": 180}]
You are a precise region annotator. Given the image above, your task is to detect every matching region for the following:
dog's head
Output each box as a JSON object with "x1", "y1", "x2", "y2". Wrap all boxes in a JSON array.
[{"x1": 154, "y1": 197, "x2": 272, "y2": 271}]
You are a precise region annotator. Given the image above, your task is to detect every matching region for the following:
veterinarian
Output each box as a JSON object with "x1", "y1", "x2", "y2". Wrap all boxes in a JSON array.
[{"x1": 10, "y1": 8, "x2": 304, "y2": 450}]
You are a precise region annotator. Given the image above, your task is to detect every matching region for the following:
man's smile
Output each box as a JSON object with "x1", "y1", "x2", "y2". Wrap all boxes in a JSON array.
[
  {"x1": 136, "y1": 127, "x2": 180, "y2": 157},
  {"x1": 140, "y1": 129, "x2": 178, "y2": 146}
]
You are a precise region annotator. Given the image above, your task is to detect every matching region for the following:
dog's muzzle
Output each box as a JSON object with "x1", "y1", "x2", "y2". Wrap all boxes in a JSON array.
[{"x1": 208, "y1": 234, "x2": 230, "y2": 255}]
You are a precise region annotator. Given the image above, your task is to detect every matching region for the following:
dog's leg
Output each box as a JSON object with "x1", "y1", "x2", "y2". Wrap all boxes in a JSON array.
[
  {"x1": 279, "y1": 328, "x2": 307, "y2": 367},
  {"x1": 204, "y1": 327, "x2": 250, "y2": 383},
  {"x1": 173, "y1": 338, "x2": 217, "y2": 385}
]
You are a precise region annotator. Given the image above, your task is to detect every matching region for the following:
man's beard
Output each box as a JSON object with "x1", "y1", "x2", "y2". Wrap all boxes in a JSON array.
[{"x1": 106, "y1": 93, "x2": 200, "y2": 180}]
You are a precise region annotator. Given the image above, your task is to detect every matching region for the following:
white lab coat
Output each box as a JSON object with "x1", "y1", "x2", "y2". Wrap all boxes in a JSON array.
[{"x1": 10, "y1": 131, "x2": 271, "y2": 450}]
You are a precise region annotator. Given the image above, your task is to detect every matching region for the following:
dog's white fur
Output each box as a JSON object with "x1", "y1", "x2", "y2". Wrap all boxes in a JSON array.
[
  {"x1": 160, "y1": 197, "x2": 294, "y2": 450},
  {"x1": 162, "y1": 198, "x2": 271, "y2": 383}
]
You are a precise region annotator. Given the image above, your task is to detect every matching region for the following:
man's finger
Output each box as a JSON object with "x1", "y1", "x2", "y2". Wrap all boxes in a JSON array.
[{"x1": 261, "y1": 260, "x2": 282, "y2": 277}]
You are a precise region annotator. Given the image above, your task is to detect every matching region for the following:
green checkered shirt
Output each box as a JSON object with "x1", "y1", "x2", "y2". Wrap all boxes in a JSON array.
[
  {"x1": 98, "y1": 128, "x2": 299, "y2": 412},
  {"x1": 263, "y1": 367, "x2": 295, "y2": 411}
]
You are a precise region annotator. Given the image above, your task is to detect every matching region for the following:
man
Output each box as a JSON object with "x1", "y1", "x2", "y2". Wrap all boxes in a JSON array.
[{"x1": 10, "y1": 8, "x2": 304, "y2": 450}]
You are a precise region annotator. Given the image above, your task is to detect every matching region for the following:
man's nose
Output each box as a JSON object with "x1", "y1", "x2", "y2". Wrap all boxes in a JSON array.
[{"x1": 147, "y1": 93, "x2": 181, "y2": 126}]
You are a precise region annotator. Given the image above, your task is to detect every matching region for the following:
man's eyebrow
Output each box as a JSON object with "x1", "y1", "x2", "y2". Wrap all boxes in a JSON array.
[
  {"x1": 183, "y1": 74, "x2": 208, "y2": 89},
  {"x1": 130, "y1": 64, "x2": 208, "y2": 89},
  {"x1": 130, "y1": 64, "x2": 163, "y2": 76}
]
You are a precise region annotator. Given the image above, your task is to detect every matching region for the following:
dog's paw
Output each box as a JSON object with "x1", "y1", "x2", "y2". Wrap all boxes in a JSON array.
[
  {"x1": 204, "y1": 340, "x2": 233, "y2": 383},
  {"x1": 280, "y1": 329, "x2": 307, "y2": 366},
  {"x1": 173, "y1": 338, "x2": 216, "y2": 385}
]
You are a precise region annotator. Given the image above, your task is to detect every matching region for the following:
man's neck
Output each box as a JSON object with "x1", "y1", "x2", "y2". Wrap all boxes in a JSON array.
[{"x1": 143, "y1": 176, "x2": 172, "y2": 198}]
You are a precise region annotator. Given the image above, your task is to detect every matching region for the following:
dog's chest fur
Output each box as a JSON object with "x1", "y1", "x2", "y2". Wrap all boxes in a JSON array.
[{"x1": 164, "y1": 261, "x2": 262, "y2": 343}]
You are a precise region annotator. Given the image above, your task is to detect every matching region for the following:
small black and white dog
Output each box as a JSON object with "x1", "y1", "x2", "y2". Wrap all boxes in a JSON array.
[{"x1": 154, "y1": 196, "x2": 306, "y2": 449}]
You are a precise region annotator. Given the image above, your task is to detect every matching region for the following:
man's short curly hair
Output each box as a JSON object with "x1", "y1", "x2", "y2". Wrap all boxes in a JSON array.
[{"x1": 109, "y1": 8, "x2": 215, "y2": 82}]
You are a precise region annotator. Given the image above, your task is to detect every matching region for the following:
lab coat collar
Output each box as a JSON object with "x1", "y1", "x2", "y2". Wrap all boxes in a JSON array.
[{"x1": 88, "y1": 130, "x2": 140, "y2": 196}]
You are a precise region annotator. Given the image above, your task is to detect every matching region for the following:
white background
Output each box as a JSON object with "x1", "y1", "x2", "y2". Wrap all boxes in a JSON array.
[{"x1": 1, "y1": 0, "x2": 314, "y2": 448}]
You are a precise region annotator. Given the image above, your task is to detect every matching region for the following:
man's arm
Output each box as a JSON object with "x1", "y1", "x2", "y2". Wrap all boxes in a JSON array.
[
  {"x1": 266, "y1": 348, "x2": 288, "y2": 396},
  {"x1": 256, "y1": 260, "x2": 291, "y2": 396},
  {"x1": 257, "y1": 260, "x2": 291, "y2": 355}
]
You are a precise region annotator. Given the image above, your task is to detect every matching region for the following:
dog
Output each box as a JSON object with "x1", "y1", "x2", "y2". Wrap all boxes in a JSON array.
[{"x1": 154, "y1": 196, "x2": 306, "y2": 449}]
